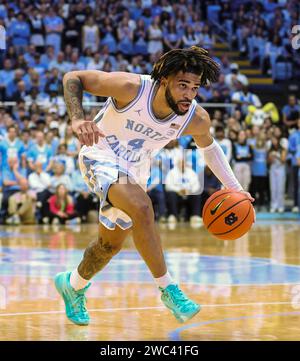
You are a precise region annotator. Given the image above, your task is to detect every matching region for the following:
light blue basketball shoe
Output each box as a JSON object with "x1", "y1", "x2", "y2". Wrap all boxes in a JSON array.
[
  {"x1": 54, "y1": 271, "x2": 91, "y2": 326},
  {"x1": 160, "y1": 284, "x2": 201, "y2": 323}
]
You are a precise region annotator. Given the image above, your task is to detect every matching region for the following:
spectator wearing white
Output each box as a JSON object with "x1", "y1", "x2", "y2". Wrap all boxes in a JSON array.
[
  {"x1": 182, "y1": 25, "x2": 201, "y2": 48},
  {"x1": 117, "y1": 16, "x2": 134, "y2": 55},
  {"x1": 215, "y1": 126, "x2": 232, "y2": 162},
  {"x1": 7, "y1": 178, "x2": 36, "y2": 225},
  {"x1": 49, "y1": 52, "x2": 69, "y2": 73},
  {"x1": 268, "y1": 136, "x2": 287, "y2": 213},
  {"x1": 28, "y1": 160, "x2": 52, "y2": 222},
  {"x1": 225, "y1": 63, "x2": 249, "y2": 92},
  {"x1": 165, "y1": 157, "x2": 202, "y2": 228},
  {"x1": 28, "y1": 160, "x2": 51, "y2": 194},
  {"x1": 163, "y1": 18, "x2": 183, "y2": 52},
  {"x1": 87, "y1": 52, "x2": 104, "y2": 71},
  {"x1": 66, "y1": 51, "x2": 85, "y2": 72},
  {"x1": 147, "y1": 16, "x2": 163, "y2": 55},
  {"x1": 127, "y1": 56, "x2": 142, "y2": 73},
  {"x1": 82, "y1": 16, "x2": 100, "y2": 52},
  {"x1": 231, "y1": 81, "x2": 262, "y2": 117},
  {"x1": 267, "y1": 126, "x2": 288, "y2": 150},
  {"x1": 49, "y1": 162, "x2": 73, "y2": 194},
  {"x1": 24, "y1": 87, "x2": 48, "y2": 106},
  {"x1": 200, "y1": 24, "x2": 214, "y2": 50},
  {"x1": 232, "y1": 130, "x2": 254, "y2": 192},
  {"x1": 46, "y1": 91, "x2": 66, "y2": 118}
]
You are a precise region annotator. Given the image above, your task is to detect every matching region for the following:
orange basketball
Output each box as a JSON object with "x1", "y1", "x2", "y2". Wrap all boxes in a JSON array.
[{"x1": 202, "y1": 189, "x2": 255, "y2": 240}]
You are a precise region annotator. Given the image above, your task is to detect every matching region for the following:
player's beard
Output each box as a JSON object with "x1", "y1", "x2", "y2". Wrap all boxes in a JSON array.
[{"x1": 165, "y1": 86, "x2": 190, "y2": 116}]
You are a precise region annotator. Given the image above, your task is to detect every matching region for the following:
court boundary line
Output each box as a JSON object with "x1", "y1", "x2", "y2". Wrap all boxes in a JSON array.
[{"x1": 0, "y1": 300, "x2": 297, "y2": 317}]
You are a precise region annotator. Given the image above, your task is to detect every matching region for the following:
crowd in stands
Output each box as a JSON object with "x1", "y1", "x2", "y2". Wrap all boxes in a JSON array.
[
  {"x1": 213, "y1": 0, "x2": 300, "y2": 80},
  {"x1": 0, "y1": 0, "x2": 299, "y2": 226}
]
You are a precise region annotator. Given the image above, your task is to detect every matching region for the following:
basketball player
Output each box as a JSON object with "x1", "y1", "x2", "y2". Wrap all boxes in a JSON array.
[{"x1": 55, "y1": 47, "x2": 254, "y2": 325}]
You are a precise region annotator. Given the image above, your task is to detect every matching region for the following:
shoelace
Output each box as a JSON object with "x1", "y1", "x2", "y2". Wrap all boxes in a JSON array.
[
  {"x1": 165, "y1": 286, "x2": 190, "y2": 306},
  {"x1": 73, "y1": 293, "x2": 88, "y2": 315}
]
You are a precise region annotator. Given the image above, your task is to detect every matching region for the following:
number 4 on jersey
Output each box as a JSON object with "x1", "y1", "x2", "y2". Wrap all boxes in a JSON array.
[{"x1": 128, "y1": 138, "x2": 145, "y2": 150}]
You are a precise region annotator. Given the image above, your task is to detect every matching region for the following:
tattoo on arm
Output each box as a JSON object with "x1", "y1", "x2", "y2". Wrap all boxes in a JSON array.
[
  {"x1": 77, "y1": 238, "x2": 115, "y2": 280},
  {"x1": 64, "y1": 78, "x2": 84, "y2": 121}
]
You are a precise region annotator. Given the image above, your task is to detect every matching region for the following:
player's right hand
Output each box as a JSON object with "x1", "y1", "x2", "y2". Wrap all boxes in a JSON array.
[{"x1": 72, "y1": 120, "x2": 105, "y2": 146}]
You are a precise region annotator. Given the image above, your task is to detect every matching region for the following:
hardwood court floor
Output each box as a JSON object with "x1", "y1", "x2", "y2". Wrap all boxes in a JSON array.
[{"x1": 0, "y1": 220, "x2": 300, "y2": 341}]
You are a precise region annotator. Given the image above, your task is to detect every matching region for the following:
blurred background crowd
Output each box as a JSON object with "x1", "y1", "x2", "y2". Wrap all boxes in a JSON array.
[{"x1": 0, "y1": 0, "x2": 299, "y2": 226}]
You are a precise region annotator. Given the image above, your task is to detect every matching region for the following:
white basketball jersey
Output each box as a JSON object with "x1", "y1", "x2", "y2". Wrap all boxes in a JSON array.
[{"x1": 80, "y1": 74, "x2": 197, "y2": 182}]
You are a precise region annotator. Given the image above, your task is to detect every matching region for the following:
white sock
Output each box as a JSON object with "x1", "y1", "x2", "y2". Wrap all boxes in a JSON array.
[
  {"x1": 70, "y1": 268, "x2": 90, "y2": 291},
  {"x1": 154, "y1": 271, "x2": 175, "y2": 289}
]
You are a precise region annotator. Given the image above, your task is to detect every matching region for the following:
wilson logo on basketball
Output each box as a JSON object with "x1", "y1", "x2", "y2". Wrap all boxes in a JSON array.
[
  {"x1": 210, "y1": 196, "x2": 231, "y2": 215},
  {"x1": 225, "y1": 212, "x2": 238, "y2": 226}
]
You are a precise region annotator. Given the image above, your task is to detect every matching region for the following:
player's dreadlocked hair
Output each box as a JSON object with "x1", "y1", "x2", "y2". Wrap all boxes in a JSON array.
[{"x1": 151, "y1": 46, "x2": 220, "y2": 86}]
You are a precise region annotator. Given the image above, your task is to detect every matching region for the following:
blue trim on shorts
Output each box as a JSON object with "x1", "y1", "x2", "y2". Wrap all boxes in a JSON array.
[
  {"x1": 99, "y1": 214, "x2": 132, "y2": 230},
  {"x1": 81, "y1": 155, "x2": 134, "y2": 230},
  {"x1": 116, "y1": 217, "x2": 132, "y2": 229}
]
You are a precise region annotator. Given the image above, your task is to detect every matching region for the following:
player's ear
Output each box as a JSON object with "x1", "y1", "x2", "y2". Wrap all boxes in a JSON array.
[{"x1": 160, "y1": 76, "x2": 168, "y2": 87}]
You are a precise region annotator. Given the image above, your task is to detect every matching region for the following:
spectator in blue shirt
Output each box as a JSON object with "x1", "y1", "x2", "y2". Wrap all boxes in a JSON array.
[
  {"x1": 20, "y1": 129, "x2": 34, "y2": 157},
  {"x1": 8, "y1": 12, "x2": 31, "y2": 53},
  {"x1": 30, "y1": 53, "x2": 48, "y2": 76},
  {"x1": 232, "y1": 130, "x2": 254, "y2": 192},
  {"x1": 23, "y1": 44, "x2": 37, "y2": 68},
  {"x1": 27, "y1": 131, "x2": 54, "y2": 173},
  {"x1": 44, "y1": 7, "x2": 64, "y2": 55},
  {"x1": 282, "y1": 95, "x2": 300, "y2": 129},
  {"x1": 40, "y1": 46, "x2": 56, "y2": 67},
  {"x1": 288, "y1": 118, "x2": 300, "y2": 212},
  {"x1": 52, "y1": 143, "x2": 75, "y2": 175},
  {"x1": 0, "y1": 125, "x2": 25, "y2": 169},
  {"x1": 1, "y1": 156, "x2": 27, "y2": 220}
]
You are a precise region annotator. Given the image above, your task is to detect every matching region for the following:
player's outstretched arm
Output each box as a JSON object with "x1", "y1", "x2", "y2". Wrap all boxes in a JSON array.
[
  {"x1": 62, "y1": 70, "x2": 140, "y2": 146},
  {"x1": 182, "y1": 105, "x2": 254, "y2": 203}
]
